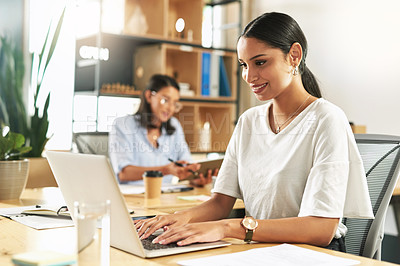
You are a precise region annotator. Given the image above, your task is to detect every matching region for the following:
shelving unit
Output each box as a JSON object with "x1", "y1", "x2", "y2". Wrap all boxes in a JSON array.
[
  {"x1": 124, "y1": 0, "x2": 203, "y2": 43},
  {"x1": 73, "y1": 0, "x2": 242, "y2": 153},
  {"x1": 174, "y1": 102, "x2": 235, "y2": 153}
]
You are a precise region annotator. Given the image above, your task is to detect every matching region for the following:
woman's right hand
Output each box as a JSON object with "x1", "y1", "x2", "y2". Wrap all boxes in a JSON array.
[{"x1": 134, "y1": 212, "x2": 191, "y2": 240}]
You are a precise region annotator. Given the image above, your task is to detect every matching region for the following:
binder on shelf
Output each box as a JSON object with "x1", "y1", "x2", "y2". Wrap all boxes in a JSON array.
[
  {"x1": 219, "y1": 57, "x2": 231, "y2": 97},
  {"x1": 201, "y1": 52, "x2": 211, "y2": 96},
  {"x1": 210, "y1": 53, "x2": 220, "y2": 97}
]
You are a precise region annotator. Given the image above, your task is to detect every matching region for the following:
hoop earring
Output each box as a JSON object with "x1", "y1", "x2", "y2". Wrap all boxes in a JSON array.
[{"x1": 292, "y1": 65, "x2": 299, "y2": 76}]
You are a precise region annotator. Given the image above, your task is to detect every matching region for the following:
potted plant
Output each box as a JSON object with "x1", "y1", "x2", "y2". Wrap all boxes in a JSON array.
[
  {"x1": 0, "y1": 9, "x2": 65, "y2": 188},
  {"x1": 0, "y1": 131, "x2": 32, "y2": 200}
]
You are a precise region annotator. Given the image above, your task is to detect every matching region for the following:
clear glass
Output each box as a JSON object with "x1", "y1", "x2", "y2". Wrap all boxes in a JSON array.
[{"x1": 74, "y1": 200, "x2": 110, "y2": 266}]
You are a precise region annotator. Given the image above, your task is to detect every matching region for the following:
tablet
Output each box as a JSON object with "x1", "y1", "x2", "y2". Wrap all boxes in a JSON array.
[{"x1": 186, "y1": 157, "x2": 224, "y2": 180}]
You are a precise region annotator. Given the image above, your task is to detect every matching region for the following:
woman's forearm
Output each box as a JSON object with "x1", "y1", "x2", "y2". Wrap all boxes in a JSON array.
[
  {"x1": 119, "y1": 162, "x2": 199, "y2": 182},
  {"x1": 119, "y1": 165, "x2": 167, "y2": 182},
  {"x1": 177, "y1": 193, "x2": 237, "y2": 223},
  {"x1": 224, "y1": 216, "x2": 339, "y2": 247}
]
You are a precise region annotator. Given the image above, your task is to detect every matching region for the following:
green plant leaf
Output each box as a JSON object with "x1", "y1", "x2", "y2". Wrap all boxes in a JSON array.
[
  {"x1": 9, "y1": 131, "x2": 25, "y2": 149},
  {"x1": 35, "y1": 7, "x2": 65, "y2": 107},
  {"x1": 34, "y1": 21, "x2": 51, "y2": 104},
  {"x1": 28, "y1": 95, "x2": 50, "y2": 157},
  {"x1": 1, "y1": 6, "x2": 64, "y2": 159},
  {"x1": 42, "y1": 8, "x2": 65, "y2": 81},
  {"x1": 0, "y1": 131, "x2": 31, "y2": 160},
  {"x1": 0, "y1": 137, "x2": 12, "y2": 160},
  {"x1": 0, "y1": 36, "x2": 27, "y2": 135}
]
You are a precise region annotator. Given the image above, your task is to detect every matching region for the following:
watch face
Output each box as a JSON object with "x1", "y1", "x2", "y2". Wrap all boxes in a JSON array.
[{"x1": 242, "y1": 217, "x2": 258, "y2": 230}]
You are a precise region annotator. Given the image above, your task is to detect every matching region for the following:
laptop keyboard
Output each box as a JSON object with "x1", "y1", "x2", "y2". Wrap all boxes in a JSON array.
[{"x1": 141, "y1": 234, "x2": 180, "y2": 250}]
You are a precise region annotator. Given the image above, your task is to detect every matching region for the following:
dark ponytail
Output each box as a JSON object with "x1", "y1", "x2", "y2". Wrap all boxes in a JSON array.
[
  {"x1": 240, "y1": 12, "x2": 322, "y2": 98},
  {"x1": 301, "y1": 65, "x2": 321, "y2": 98}
]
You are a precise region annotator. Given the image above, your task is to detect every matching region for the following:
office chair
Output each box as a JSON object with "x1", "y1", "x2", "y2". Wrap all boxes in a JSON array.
[
  {"x1": 72, "y1": 132, "x2": 109, "y2": 157},
  {"x1": 343, "y1": 134, "x2": 400, "y2": 259}
]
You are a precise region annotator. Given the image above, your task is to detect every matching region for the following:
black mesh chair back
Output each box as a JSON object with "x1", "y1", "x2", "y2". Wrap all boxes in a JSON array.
[{"x1": 343, "y1": 134, "x2": 400, "y2": 259}]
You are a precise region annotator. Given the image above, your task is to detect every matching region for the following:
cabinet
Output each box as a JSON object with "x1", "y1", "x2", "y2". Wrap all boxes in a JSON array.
[{"x1": 74, "y1": 0, "x2": 241, "y2": 153}]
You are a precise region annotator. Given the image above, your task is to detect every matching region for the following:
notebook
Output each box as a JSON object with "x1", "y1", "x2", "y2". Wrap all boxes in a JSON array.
[
  {"x1": 21, "y1": 205, "x2": 70, "y2": 218},
  {"x1": 46, "y1": 151, "x2": 230, "y2": 258}
]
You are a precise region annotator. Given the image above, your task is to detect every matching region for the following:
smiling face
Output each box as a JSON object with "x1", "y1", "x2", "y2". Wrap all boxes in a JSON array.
[
  {"x1": 237, "y1": 37, "x2": 294, "y2": 102},
  {"x1": 145, "y1": 86, "x2": 180, "y2": 125}
]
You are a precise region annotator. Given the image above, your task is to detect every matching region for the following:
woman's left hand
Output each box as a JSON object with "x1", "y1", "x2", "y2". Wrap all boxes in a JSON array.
[{"x1": 152, "y1": 220, "x2": 227, "y2": 246}]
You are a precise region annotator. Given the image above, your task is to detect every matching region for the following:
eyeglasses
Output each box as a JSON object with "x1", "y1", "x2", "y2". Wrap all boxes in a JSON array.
[{"x1": 151, "y1": 91, "x2": 183, "y2": 113}]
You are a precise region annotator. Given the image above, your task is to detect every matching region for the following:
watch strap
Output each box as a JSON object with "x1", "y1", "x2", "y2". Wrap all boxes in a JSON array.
[{"x1": 244, "y1": 229, "x2": 253, "y2": 243}]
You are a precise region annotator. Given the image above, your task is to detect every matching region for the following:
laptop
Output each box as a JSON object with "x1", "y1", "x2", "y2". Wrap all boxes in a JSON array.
[{"x1": 46, "y1": 151, "x2": 230, "y2": 258}]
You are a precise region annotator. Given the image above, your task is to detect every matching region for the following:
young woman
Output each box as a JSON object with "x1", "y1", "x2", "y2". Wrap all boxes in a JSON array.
[
  {"x1": 109, "y1": 74, "x2": 211, "y2": 186},
  {"x1": 134, "y1": 13, "x2": 373, "y2": 251}
]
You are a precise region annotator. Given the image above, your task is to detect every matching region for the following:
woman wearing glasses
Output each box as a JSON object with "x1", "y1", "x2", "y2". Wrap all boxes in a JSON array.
[{"x1": 109, "y1": 74, "x2": 209, "y2": 186}]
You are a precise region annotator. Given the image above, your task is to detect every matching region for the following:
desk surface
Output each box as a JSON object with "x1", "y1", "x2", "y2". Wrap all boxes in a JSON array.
[
  {"x1": 0, "y1": 188, "x2": 397, "y2": 266},
  {"x1": 124, "y1": 183, "x2": 244, "y2": 214},
  {"x1": 394, "y1": 179, "x2": 400, "y2": 196}
]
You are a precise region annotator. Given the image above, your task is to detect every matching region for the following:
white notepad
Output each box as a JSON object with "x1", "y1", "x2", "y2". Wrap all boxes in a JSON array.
[
  {"x1": 0, "y1": 206, "x2": 74, "y2": 229},
  {"x1": 178, "y1": 244, "x2": 360, "y2": 266}
]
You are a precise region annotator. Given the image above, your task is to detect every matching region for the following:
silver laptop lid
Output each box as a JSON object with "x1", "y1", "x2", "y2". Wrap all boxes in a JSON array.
[
  {"x1": 46, "y1": 151, "x2": 230, "y2": 258},
  {"x1": 46, "y1": 151, "x2": 146, "y2": 257}
]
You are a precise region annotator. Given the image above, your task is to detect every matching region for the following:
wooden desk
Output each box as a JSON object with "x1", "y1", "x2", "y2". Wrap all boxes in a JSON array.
[
  {"x1": 124, "y1": 183, "x2": 244, "y2": 214},
  {"x1": 393, "y1": 179, "x2": 400, "y2": 196},
  {"x1": 0, "y1": 188, "x2": 396, "y2": 266}
]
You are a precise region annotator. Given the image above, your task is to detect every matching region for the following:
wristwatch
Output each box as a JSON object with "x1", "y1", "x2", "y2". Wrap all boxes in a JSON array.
[{"x1": 240, "y1": 216, "x2": 258, "y2": 243}]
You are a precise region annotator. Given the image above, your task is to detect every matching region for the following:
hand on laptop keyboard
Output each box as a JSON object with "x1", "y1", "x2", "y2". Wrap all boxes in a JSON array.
[
  {"x1": 141, "y1": 234, "x2": 179, "y2": 250},
  {"x1": 134, "y1": 213, "x2": 191, "y2": 242}
]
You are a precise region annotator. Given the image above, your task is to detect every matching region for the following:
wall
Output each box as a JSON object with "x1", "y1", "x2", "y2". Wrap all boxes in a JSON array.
[{"x1": 245, "y1": 0, "x2": 400, "y2": 135}]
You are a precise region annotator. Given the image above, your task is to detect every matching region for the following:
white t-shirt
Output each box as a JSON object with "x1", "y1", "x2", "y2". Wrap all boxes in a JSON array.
[{"x1": 213, "y1": 98, "x2": 374, "y2": 237}]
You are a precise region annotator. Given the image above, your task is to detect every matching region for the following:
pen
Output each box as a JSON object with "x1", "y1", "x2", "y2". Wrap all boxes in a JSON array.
[
  {"x1": 168, "y1": 158, "x2": 198, "y2": 176},
  {"x1": 162, "y1": 187, "x2": 194, "y2": 193},
  {"x1": 168, "y1": 158, "x2": 184, "y2": 167}
]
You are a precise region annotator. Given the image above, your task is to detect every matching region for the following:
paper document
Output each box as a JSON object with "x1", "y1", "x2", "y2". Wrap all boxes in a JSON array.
[
  {"x1": 119, "y1": 184, "x2": 193, "y2": 195},
  {"x1": 178, "y1": 244, "x2": 360, "y2": 266},
  {"x1": 0, "y1": 206, "x2": 74, "y2": 230},
  {"x1": 177, "y1": 195, "x2": 211, "y2": 202}
]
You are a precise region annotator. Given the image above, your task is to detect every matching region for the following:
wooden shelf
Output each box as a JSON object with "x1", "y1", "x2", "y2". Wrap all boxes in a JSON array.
[
  {"x1": 76, "y1": 32, "x2": 236, "y2": 52},
  {"x1": 124, "y1": 0, "x2": 203, "y2": 44},
  {"x1": 74, "y1": 0, "x2": 241, "y2": 153},
  {"x1": 180, "y1": 95, "x2": 236, "y2": 102},
  {"x1": 174, "y1": 102, "x2": 236, "y2": 153},
  {"x1": 133, "y1": 43, "x2": 237, "y2": 99}
]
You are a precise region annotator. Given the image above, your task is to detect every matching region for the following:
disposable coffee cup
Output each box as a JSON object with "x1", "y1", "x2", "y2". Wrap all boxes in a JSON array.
[{"x1": 143, "y1": 170, "x2": 163, "y2": 199}]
